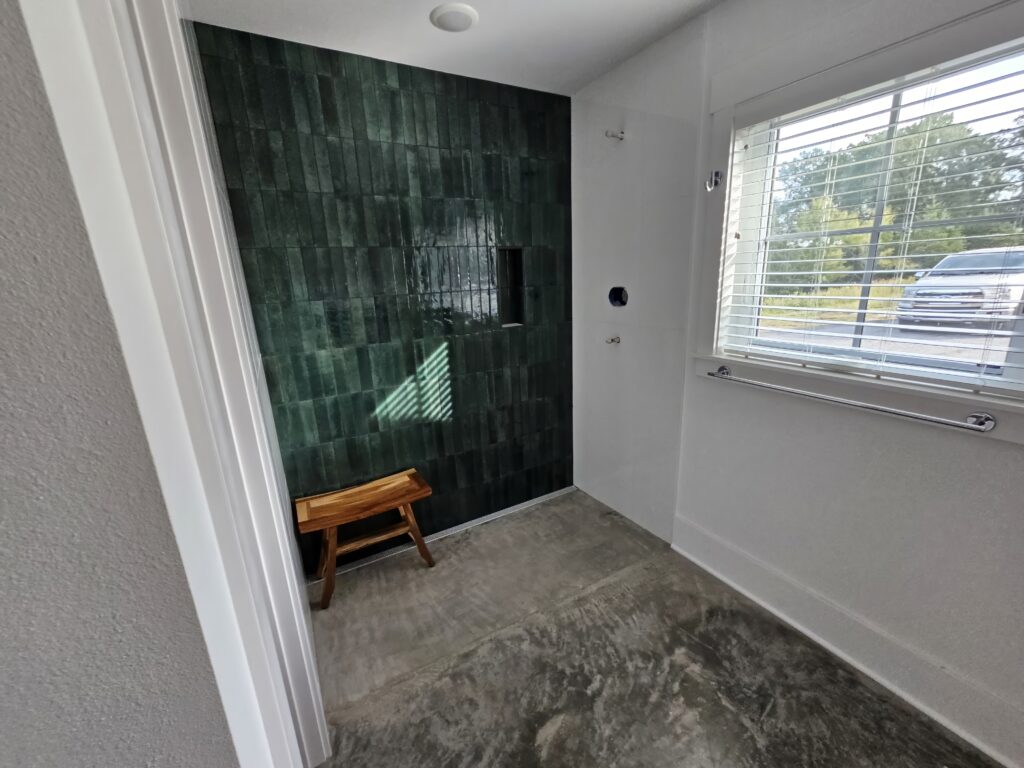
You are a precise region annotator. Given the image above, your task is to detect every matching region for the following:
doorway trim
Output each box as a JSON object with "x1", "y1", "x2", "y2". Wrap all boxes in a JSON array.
[{"x1": 20, "y1": 1, "x2": 331, "y2": 766}]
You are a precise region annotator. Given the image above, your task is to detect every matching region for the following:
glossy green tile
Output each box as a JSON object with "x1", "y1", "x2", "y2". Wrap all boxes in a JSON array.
[
  {"x1": 288, "y1": 69, "x2": 311, "y2": 133},
  {"x1": 346, "y1": 78, "x2": 368, "y2": 140},
  {"x1": 303, "y1": 72, "x2": 325, "y2": 135},
  {"x1": 296, "y1": 132, "x2": 320, "y2": 192},
  {"x1": 261, "y1": 190, "x2": 283, "y2": 247},
  {"x1": 238, "y1": 62, "x2": 265, "y2": 129},
  {"x1": 254, "y1": 66, "x2": 282, "y2": 131},
  {"x1": 312, "y1": 136, "x2": 332, "y2": 192},
  {"x1": 198, "y1": 25, "x2": 571, "y2": 573},
  {"x1": 200, "y1": 55, "x2": 231, "y2": 125},
  {"x1": 281, "y1": 131, "x2": 305, "y2": 190},
  {"x1": 306, "y1": 192, "x2": 327, "y2": 244}
]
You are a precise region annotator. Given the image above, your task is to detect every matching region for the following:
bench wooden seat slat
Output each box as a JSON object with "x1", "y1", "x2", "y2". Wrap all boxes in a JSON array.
[
  {"x1": 295, "y1": 469, "x2": 431, "y2": 532},
  {"x1": 294, "y1": 468, "x2": 435, "y2": 609}
]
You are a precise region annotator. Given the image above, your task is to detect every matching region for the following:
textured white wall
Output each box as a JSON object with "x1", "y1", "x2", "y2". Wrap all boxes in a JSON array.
[
  {"x1": 572, "y1": 0, "x2": 1024, "y2": 764},
  {"x1": 0, "y1": 2, "x2": 237, "y2": 765},
  {"x1": 571, "y1": 19, "x2": 706, "y2": 540}
]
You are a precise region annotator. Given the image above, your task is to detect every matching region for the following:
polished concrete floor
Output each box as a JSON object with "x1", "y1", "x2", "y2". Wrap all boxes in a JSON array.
[{"x1": 311, "y1": 490, "x2": 993, "y2": 767}]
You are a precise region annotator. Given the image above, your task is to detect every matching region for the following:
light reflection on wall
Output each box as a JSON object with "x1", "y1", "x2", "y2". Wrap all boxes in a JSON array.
[{"x1": 374, "y1": 342, "x2": 453, "y2": 425}]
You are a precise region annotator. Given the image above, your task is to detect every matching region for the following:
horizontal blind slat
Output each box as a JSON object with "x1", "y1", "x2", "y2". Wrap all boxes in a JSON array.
[{"x1": 718, "y1": 40, "x2": 1024, "y2": 393}]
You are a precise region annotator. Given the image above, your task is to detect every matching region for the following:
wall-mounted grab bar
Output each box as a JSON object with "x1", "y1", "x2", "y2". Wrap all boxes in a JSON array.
[{"x1": 707, "y1": 365, "x2": 996, "y2": 433}]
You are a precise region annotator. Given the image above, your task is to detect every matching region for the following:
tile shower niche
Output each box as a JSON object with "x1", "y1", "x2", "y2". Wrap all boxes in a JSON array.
[{"x1": 194, "y1": 23, "x2": 572, "y2": 570}]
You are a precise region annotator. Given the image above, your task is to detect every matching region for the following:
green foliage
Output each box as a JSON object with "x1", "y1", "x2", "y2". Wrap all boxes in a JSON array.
[{"x1": 762, "y1": 108, "x2": 1023, "y2": 295}]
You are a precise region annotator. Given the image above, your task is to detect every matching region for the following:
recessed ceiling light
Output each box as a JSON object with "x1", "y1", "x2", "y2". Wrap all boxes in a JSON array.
[{"x1": 429, "y1": 2, "x2": 479, "y2": 32}]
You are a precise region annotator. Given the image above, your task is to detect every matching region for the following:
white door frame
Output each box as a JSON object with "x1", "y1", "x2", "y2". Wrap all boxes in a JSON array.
[{"x1": 19, "y1": 1, "x2": 331, "y2": 766}]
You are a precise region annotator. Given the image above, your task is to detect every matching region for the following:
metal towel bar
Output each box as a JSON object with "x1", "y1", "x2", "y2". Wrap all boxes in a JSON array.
[{"x1": 707, "y1": 366, "x2": 997, "y2": 433}]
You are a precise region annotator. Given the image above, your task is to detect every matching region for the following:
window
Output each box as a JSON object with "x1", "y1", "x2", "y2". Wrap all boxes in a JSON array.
[{"x1": 717, "y1": 42, "x2": 1024, "y2": 396}]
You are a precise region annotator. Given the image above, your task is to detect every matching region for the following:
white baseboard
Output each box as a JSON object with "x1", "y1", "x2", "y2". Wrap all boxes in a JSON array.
[
  {"x1": 672, "y1": 514, "x2": 1022, "y2": 768},
  {"x1": 313, "y1": 486, "x2": 578, "y2": 580}
]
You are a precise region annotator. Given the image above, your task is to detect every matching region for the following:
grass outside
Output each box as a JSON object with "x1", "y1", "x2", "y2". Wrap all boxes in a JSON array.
[{"x1": 759, "y1": 279, "x2": 914, "y2": 329}]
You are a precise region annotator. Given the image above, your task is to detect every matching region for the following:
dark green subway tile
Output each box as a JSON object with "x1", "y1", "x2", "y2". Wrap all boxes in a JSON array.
[
  {"x1": 367, "y1": 431, "x2": 396, "y2": 477},
  {"x1": 303, "y1": 72, "x2": 325, "y2": 135},
  {"x1": 413, "y1": 67, "x2": 435, "y2": 94},
  {"x1": 331, "y1": 347, "x2": 359, "y2": 394},
  {"x1": 294, "y1": 443, "x2": 326, "y2": 492},
  {"x1": 295, "y1": 400, "x2": 319, "y2": 445},
  {"x1": 329, "y1": 78, "x2": 351, "y2": 140},
  {"x1": 193, "y1": 24, "x2": 219, "y2": 57},
  {"x1": 312, "y1": 136, "x2": 333, "y2": 192},
  {"x1": 306, "y1": 192, "x2": 327, "y2": 243},
  {"x1": 226, "y1": 187, "x2": 254, "y2": 247},
  {"x1": 290, "y1": 192, "x2": 313, "y2": 246},
  {"x1": 301, "y1": 300, "x2": 330, "y2": 352},
  {"x1": 350, "y1": 140, "x2": 371, "y2": 195},
  {"x1": 317, "y1": 76, "x2": 340, "y2": 137},
  {"x1": 254, "y1": 66, "x2": 282, "y2": 131},
  {"x1": 270, "y1": 68, "x2": 296, "y2": 131},
  {"x1": 213, "y1": 123, "x2": 243, "y2": 188},
  {"x1": 299, "y1": 45, "x2": 317, "y2": 73},
  {"x1": 377, "y1": 89, "x2": 393, "y2": 144},
  {"x1": 346, "y1": 299, "x2": 368, "y2": 347},
  {"x1": 288, "y1": 69, "x2": 312, "y2": 133},
  {"x1": 320, "y1": 440, "x2": 340, "y2": 489},
  {"x1": 322, "y1": 195, "x2": 341, "y2": 246},
  {"x1": 261, "y1": 190, "x2": 283, "y2": 247},
  {"x1": 344, "y1": 77, "x2": 367, "y2": 140},
  {"x1": 367, "y1": 142, "x2": 386, "y2": 195},
  {"x1": 238, "y1": 62, "x2": 265, "y2": 129},
  {"x1": 216, "y1": 61, "x2": 247, "y2": 129},
  {"x1": 232, "y1": 128, "x2": 258, "y2": 189},
  {"x1": 339, "y1": 139, "x2": 360, "y2": 195},
  {"x1": 334, "y1": 199, "x2": 356, "y2": 246},
  {"x1": 275, "y1": 193, "x2": 296, "y2": 247},
  {"x1": 409, "y1": 92, "x2": 426, "y2": 146},
  {"x1": 296, "y1": 133, "x2": 320, "y2": 192},
  {"x1": 201, "y1": 55, "x2": 231, "y2": 125},
  {"x1": 361, "y1": 197, "x2": 380, "y2": 247},
  {"x1": 263, "y1": 36, "x2": 285, "y2": 66},
  {"x1": 281, "y1": 132, "x2": 306, "y2": 190},
  {"x1": 404, "y1": 146, "x2": 422, "y2": 198},
  {"x1": 385, "y1": 90, "x2": 405, "y2": 145},
  {"x1": 325, "y1": 137, "x2": 345, "y2": 192},
  {"x1": 361, "y1": 82, "x2": 382, "y2": 143},
  {"x1": 307, "y1": 350, "x2": 336, "y2": 399},
  {"x1": 200, "y1": 28, "x2": 571, "y2": 573}
]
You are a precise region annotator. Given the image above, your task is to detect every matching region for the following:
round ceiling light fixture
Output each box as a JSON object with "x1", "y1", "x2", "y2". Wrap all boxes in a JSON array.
[{"x1": 429, "y1": 2, "x2": 479, "y2": 32}]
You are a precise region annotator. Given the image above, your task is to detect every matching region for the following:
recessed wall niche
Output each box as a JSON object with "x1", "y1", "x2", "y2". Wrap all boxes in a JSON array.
[{"x1": 497, "y1": 247, "x2": 524, "y2": 326}]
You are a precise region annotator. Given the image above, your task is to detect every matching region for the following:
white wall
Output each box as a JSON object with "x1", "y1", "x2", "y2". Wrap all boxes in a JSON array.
[
  {"x1": 572, "y1": 18, "x2": 707, "y2": 540},
  {"x1": 572, "y1": 0, "x2": 1024, "y2": 764},
  {"x1": 0, "y1": 1, "x2": 237, "y2": 765}
]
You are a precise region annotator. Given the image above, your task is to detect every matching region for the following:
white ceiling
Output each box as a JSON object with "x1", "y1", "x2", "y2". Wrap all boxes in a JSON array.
[{"x1": 188, "y1": 0, "x2": 719, "y2": 95}]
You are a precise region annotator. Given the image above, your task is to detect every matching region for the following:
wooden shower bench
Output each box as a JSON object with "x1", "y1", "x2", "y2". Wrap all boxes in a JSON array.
[{"x1": 294, "y1": 469, "x2": 435, "y2": 609}]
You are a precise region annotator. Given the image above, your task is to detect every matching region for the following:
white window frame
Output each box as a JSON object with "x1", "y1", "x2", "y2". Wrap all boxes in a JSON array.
[
  {"x1": 718, "y1": 42, "x2": 1024, "y2": 398},
  {"x1": 691, "y1": 5, "x2": 1024, "y2": 446}
]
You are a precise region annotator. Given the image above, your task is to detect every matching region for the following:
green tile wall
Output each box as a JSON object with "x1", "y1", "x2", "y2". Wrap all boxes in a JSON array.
[{"x1": 195, "y1": 24, "x2": 572, "y2": 572}]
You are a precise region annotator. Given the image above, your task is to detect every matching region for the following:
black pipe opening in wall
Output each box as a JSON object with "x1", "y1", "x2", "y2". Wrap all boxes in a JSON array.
[{"x1": 193, "y1": 23, "x2": 573, "y2": 572}]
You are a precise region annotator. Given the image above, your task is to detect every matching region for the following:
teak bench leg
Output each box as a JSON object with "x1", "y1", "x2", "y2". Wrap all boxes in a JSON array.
[
  {"x1": 400, "y1": 503, "x2": 435, "y2": 567},
  {"x1": 318, "y1": 525, "x2": 338, "y2": 610}
]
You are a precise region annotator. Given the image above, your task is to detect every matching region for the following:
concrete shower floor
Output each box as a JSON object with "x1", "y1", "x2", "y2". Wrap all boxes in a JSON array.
[{"x1": 310, "y1": 490, "x2": 992, "y2": 767}]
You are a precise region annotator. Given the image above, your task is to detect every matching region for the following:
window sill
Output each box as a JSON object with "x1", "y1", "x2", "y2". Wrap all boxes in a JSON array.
[{"x1": 691, "y1": 352, "x2": 1024, "y2": 447}]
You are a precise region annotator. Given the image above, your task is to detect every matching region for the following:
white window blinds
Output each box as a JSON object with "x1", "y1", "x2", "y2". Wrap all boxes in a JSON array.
[{"x1": 717, "y1": 42, "x2": 1024, "y2": 396}]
